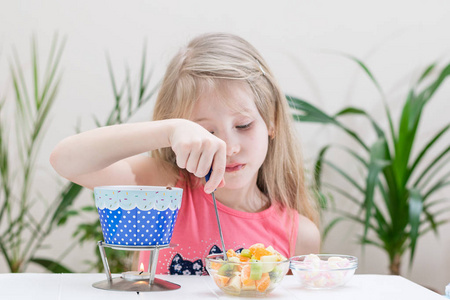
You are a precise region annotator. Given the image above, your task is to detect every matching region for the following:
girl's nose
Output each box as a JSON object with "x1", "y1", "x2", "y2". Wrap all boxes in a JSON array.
[
  {"x1": 219, "y1": 132, "x2": 240, "y2": 156},
  {"x1": 226, "y1": 141, "x2": 240, "y2": 156}
]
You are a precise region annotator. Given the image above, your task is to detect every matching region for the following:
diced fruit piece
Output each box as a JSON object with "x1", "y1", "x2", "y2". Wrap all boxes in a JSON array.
[
  {"x1": 227, "y1": 249, "x2": 237, "y2": 258},
  {"x1": 269, "y1": 265, "x2": 285, "y2": 283},
  {"x1": 210, "y1": 261, "x2": 222, "y2": 270},
  {"x1": 213, "y1": 274, "x2": 230, "y2": 287},
  {"x1": 218, "y1": 263, "x2": 235, "y2": 277},
  {"x1": 237, "y1": 254, "x2": 250, "y2": 262},
  {"x1": 224, "y1": 275, "x2": 241, "y2": 293},
  {"x1": 265, "y1": 245, "x2": 276, "y2": 254},
  {"x1": 250, "y1": 262, "x2": 262, "y2": 280},
  {"x1": 249, "y1": 243, "x2": 265, "y2": 255},
  {"x1": 252, "y1": 248, "x2": 273, "y2": 260},
  {"x1": 240, "y1": 249, "x2": 252, "y2": 258},
  {"x1": 241, "y1": 283, "x2": 257, "y2": 291},
  {"x1": 228, "y1": 256, "x2": 240, "y2": 263},
  {"x1": 260, "y1": 255, "x2": 278, "y2": 273},
  {"x1": 241, "y1": 265, "x2": 256, "y2": 288},
  {"x1": 275, "y1": 253, "x2": 287, "y2": 261},
  {"x1": 256, "y1": 272, "x2": 271, "y2": 292}
]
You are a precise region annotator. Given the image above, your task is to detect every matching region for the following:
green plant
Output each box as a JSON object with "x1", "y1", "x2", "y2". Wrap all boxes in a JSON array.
[
  {"x1": 0, "y1": 35, "x2": 85, "y2": 273},
  {"x1": 71, "y1": 44, "x2": 159, "y2": 272},
  {"x1": 0, "y1": 36, "x2": 157, "y2": 274},
  {"x1": 288, "y1": 57, "x2": 450, "y2": 275}
]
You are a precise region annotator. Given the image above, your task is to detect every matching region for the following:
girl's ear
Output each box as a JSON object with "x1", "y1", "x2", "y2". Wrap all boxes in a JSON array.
[{"x1": 268, "y1": 122, "x2": 275, "y2": 139}]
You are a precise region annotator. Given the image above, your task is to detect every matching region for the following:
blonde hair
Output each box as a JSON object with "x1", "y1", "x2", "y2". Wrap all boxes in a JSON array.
[{"x1": 152, "y1": 32, "x2": 319, "y2": 225}]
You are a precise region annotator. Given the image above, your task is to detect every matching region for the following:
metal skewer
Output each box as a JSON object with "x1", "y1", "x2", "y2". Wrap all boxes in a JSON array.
[{"x1": 206, "y1": 169, "x2": 227, "y2": 261}]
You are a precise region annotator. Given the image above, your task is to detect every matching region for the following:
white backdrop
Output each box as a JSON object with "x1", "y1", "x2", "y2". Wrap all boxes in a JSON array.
[{"x1": 0, "y1": 0, "x2": 449, "y2": 294}]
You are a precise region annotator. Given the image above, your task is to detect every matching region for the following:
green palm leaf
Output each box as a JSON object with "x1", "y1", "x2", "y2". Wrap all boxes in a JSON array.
[
  {"x1": 394, "y1": 64, "x2": 450, "y2": 188},
  {"x1": 409, "y1": 123, "x2": 450, "y2": 181},
  {"x1": 362, "y1": 138, "x2": 390, "y2": 241},
  {"x1": 288, "y1": 95, "x2": 368, "y2": 150},
  {"x1": 407, "y1": 188, "x2": 423, "y2": 263},
  {"x1": 322, "y1": 217, "x2": 346, "y2": 240},
  {"x1": 413, "y1": 148, "x2": 450, "y2": 188},
  {"x1": 337, "y1": 54, "x2": 397, "y2": 146}
]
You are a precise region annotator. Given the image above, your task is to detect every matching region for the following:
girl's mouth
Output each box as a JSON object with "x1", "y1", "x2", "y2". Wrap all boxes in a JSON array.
[{"x1": 225, "y1": 163, "x2": 244, "y2": 173}]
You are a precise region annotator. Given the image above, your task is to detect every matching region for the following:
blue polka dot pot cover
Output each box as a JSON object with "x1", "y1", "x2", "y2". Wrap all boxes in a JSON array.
[{"x1": 94, "y1": 186, "x2": 183, "y2": 246}]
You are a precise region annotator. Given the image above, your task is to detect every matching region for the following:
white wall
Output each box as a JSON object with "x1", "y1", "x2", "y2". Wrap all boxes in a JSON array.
[{"x1": 0, "y1": 0, "x2": 449, "y2": 294}]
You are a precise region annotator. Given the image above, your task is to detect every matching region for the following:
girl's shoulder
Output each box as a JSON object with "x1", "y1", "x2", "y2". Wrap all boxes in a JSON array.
[{"x1": 295, "y1": 214, "x2": 321, "y2": 255}]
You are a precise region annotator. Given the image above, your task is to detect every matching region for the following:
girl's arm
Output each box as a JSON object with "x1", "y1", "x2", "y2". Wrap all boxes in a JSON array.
[
  {"x1": 294, "y1": 214, "x2": 321, "y2": 255},
  {"x1": 50, "y1": 119, "x2": 226, "y2": 191}
]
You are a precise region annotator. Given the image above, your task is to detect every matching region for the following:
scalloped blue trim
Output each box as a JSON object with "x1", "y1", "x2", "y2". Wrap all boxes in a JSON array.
[{"x1": 94, "y1": 188, "x2": 182, "y2": 211}]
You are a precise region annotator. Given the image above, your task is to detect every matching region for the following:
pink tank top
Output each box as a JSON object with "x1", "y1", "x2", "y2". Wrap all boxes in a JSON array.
[{"x1": 139, "y1": 176, "x2": 299, "y2": 275}]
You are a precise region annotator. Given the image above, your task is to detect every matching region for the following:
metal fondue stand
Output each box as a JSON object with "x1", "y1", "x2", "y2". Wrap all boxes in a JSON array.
[{"x1": 92, "y1": 241, "x2": 180, "y2": 292}]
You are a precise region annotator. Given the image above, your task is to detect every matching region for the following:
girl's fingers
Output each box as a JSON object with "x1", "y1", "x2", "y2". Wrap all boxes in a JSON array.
[
  {"x1": 170, "y1": 122, "x2": 226, "y2": 190},
  {"x1": 218, "y1": 178, "x2": 226, "y2": 188},
  {"x1": 195, "y1": 149, "x2": 215, "y2": 178},
  {"x1": 185, "y1": 148, "x2": 202, "y2": 174},
  {"x1": 204, "y1": 146, "x2": 226, "y2": 193},
  {"x1": 174, "y1": 137, "x2": 201, "y2": 170},
  {"x1": 175, "y1": 149, "x2": 189, "y2": 169}
]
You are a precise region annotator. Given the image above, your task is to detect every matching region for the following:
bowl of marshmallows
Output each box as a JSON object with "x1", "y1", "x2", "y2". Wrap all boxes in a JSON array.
[{"x1": 289, "y1": 254, "x2": 358, "y2": 289}]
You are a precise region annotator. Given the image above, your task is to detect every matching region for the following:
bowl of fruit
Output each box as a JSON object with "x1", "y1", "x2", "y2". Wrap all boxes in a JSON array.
[
  {"x1": 205, "y1": 243, "x2": 290, "y2": 296},
  {"x1": 290, "y1": 254, "x2": 358, "y2": 289}
]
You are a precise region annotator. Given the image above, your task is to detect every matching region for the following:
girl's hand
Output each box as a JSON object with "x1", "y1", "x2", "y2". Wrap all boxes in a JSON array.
[{"x1": 169, "y1": 120, "x2": 226, "y2": 193}]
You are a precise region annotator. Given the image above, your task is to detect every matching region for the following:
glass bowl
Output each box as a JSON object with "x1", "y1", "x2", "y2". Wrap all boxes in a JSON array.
[
  {"x1": 205, "y1": 253, "x2": 290, "y2": 296},
  {"x1": 289, "y1": 254, "x2": 358, "y2": 289}
]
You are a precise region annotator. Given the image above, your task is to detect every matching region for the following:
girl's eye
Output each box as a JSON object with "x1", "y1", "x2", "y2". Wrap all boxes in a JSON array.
[{"x1": 236, "y1": 122, "x2": 252, "y2": 130}]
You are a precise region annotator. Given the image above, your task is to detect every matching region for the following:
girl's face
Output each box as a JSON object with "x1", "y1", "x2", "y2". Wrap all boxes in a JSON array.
[{"x1": 190, "y1": 80, "x2": 270, "y2": 190}]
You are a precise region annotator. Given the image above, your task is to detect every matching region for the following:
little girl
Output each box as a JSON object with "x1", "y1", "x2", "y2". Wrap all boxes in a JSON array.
[{"x1": 50, "y1": 32, "x2": 320, "y2": 275}]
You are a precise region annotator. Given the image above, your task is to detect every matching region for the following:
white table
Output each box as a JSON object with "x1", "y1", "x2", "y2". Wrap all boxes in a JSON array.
[{"x1": 0, "y1": 273, "x2": 444, "y2": 300}]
